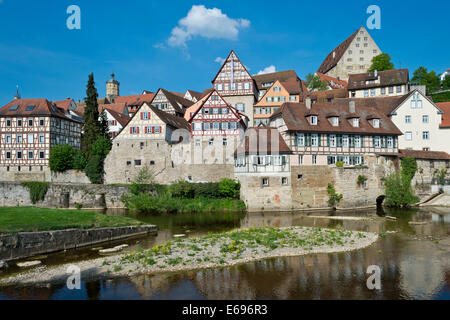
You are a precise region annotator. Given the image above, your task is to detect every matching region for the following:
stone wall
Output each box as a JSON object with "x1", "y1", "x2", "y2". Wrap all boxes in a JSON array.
[
  {"x1": 0, "y1": 225, "x2": 157, "y2": 261},
  {"x1": 0, "y1": 182, "x2": 130, "y2": 209},
  {"x1": 0, "y1": 167, "x2": 90, "y2": 184},
  {"x1": 413, "y1": 159, "x2": 449, "y2": 186}
]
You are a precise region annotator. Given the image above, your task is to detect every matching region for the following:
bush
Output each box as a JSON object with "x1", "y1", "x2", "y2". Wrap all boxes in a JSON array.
[
  {"x1": 84, "y1": 155, "x2": 104, "y2": 184},
  {"x1": 130, "y1": 166, "x2": 155, "y2": 195},
  {"x1": 384, "y1": 172, "x2": 418, "y2": 207},
  {"x1": 218, "y1": 179, "x2": 241, "y2": 199},
  {"x1": 92, "y1": 135, "x2": 112, "y2": 159},
  {"x1": 193, "y1": 182, "x2": 220, "y2": 198},
  {"x1": 336, "y1": 161, "x2": 344, "y2": 168},
  {"x1": 21, "y1": 182, "x2": 51, "y2": 204},
  {"x1": 357, "y1": 175, "x2": 367, "y2": 184},
  {"x1": 401, "y1": 157, "x2": 418, "y2": 182},
  {"x1": 72, "y1": 151, "x2": 87, "y2": 170},
  {"x1": 49, "y1": 145, "x2": 76, "y2": 172},
  {"x1": 327, "y1": 183, "x2": 343, "y2": 208},
  {"x1": 170, "y1": 180, "x2": 195, "y2": 198}
]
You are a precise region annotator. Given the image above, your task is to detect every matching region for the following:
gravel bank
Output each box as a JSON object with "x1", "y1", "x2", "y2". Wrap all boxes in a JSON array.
[{"x1": 0, "y1": 226, "x2": 378, "y2": 286}]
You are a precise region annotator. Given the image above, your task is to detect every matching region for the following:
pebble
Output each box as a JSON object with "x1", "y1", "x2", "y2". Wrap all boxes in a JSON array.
[{"x1": 17, "y1": 260, "x2": 42, "y2": 268}]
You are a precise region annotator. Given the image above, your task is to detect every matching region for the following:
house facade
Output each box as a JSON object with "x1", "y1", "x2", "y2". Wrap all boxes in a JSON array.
[
  {"x1": 317, "y1": 26, "x2": 382, "y2": 81},
  {"x1": 348, "y1": 69, "x2": 409, "y2": 98},
  {"x1": 0, "y1": 98, "x2": 82, "y2": 180},
  {"x1": 150, "y1": 88, "x2": 193, "y2": 117},
  {"x1": 212, "y1": 50, "x2": 256, "y2": 125}
]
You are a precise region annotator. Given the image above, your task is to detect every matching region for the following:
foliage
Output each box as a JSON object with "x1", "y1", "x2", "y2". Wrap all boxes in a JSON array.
[
  {"x1": 72, "y1": 150, "x2": 87, "y2": 171},
  {"x1": 99, "y1": 109, "x2": 109, "y2": 137},
  {"x1": 336, "y1": 161, "x2": 344, "y2": 168},
  {"x1": 91, "y1": 135, "x2": 112, "y2": 159},
  {"x1": 305, "y1": 73, "x2": 329, "y2": 91},
  {"x1": 20, "y1": 182, "x2": 51, "y2": 204},
  {"x1": 401, "y1": 157, "x2": 418, "y2": 182},
  {"x1": 218, "y1": 178, "x2": 241, "y2": 199},
  {"x1": 431, "y1": 91, "x2": 450, "y2": 103},
  {"x1": 442, "y1": 75, "x2": 450, "y2": 90},
  {"x1": 130, "y1": 166, "x2": 155, "y2": 195},
  {"x1": 49, "y1": 144, "x2": 76, "y2": 172},
  {"x1": 383, "y1": 172, "x2": 418, "y2": 208},
  {"x1": 0, "y1": 207, "x2": 142, "y2": 233},
  {"x1": 327, "y1": 183, "x2": 343, "y2": 208},
  {"x1": 368, "y1": 53, "x2": 394, "y2": 72},
  {"x1": 438, "y1": 168, "x2": 447, "y2": 185},
  {"x1": 81, "y1": 73, "x2": 101, "y2": 160},
  {"x1": 357, "y1": 175, "x2": 367, "y2": 184},
  {"x1": 170, "y1": 180, "x2": 195, "y2": 198},
  {"x1": 412, "y1": 66, "x2": 441, "y2": 95},
  {"x1": 84, "y1": 155, "x2": 104, "y2": 184},
  {"x1": 121, "y1": 193, "x2": 246, "y2": 214}
]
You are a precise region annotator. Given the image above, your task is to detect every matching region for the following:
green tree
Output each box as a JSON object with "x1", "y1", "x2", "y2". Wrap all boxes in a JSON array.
[
  {"x1": 367, "y1": 53, "x2": 394, "y2": 72},
  {"x1": 412, "y1": 67, "x2": 441, "y2": 95},
  {"x1": 306, "y1": 73, "x2": 329, "y2": 91},
  {"x1": 49, "y1": 145, "x2": 76, "y2": 172},
  {"x1": 218, "y1": 179, "x2": 241, "y2": 199},
  {"x1": 84, "y1": 155, "x2": 104, "y2": 184},
  {"x1": 130, "y1": 166, "x2": 155, "y2": 195},
  {"x1": 81, "y1": 73, "x2": 101, "y2": 160},
  {"x1": 99, "y1": 109, "x2": 109, "y2": 137},
  {"x1": 442, "y1": 75, "x2": 450, "y2": 90},
  {"x1": 72, "y1": 151, "x2": 87, "y2": 171},
  {"x1": 384, "y1": 157, "x2": 418, "y2": 207},
  {"x1": 91, "y1": 135, "x2": 112, "y2": 160},
  {"x1": 327, "y1": 183, "x2": 343, "y2": 208}
]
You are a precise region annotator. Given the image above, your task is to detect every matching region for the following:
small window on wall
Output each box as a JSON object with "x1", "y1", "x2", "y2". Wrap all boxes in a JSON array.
[
  {"x1": 150, "y1": 161, "x2": 155, "y2": 166},
  {"x1": 282, "y1": 177, "x2": 288, "y2": 185},
  {"x1": 262, "y1": 178, "x2": 269, "y2": 187},
  {"x1": 134, "y1": 160, "x2": 142, "y2": 166}
]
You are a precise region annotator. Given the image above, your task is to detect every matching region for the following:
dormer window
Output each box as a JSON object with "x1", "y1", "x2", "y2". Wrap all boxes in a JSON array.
[
  {"x1": 273, "y1": 86, "x2": 281, "y2": 92},
  {"x1": 352, "y1": 118, "x2": 359, "y2": 127},
  {"x1": 310, "y1": 116, "x2": 318, "y2": 125},
  {"x1": 373, "y1": 119, "x2": 380, "y2": 128},
  {"x1": 332, "y1": 117, "x2": 339, "y2": 126}
]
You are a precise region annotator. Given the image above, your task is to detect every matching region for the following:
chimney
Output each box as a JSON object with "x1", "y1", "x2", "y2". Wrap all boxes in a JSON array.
[
  {"x1": 349, "y1": 100, "x2": 356, "y2": 113},
  {"x1": 306, "y1": 97, "x2": 311, "y2": 110},
  {"x1": 332, "y1": 51, "x2": 336, "y2": 59}
]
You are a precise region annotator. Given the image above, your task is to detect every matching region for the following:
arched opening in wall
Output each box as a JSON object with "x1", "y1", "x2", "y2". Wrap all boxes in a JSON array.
[{"x1": 376, "y1": 195, "x2": 386, "y2": 216}]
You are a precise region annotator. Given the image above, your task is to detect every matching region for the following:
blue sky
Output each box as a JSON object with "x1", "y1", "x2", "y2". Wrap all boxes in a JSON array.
[{"x1": 0, "y1": 0, "x2": 449, "y2": 104}]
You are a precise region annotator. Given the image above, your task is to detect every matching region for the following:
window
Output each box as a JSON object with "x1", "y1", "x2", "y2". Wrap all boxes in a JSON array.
[
  {"x1": 244, "y1": 82, "x2": 250, "y2": 90},
  {"x1": 348, "y1": 50, "x2": 353, "y2": 54},
  {"x1": 311, "y1": 134, "x2": 319, "y2": 147},
  {"x1": 209, "y1": 138, "x2": 214, "y2": 145},
  {"x1": 273, "y1": 86, "x2": 281, "y2": 92},
  {"x1": 6, "y1": 135, "x2": 11, "y2": 144},
  {"x1": 282, "y1": 177, "x2": 288, "y2": 185},
  {"x1": 27, "y1": 134, "x2": 33, "y2": 144},
  {"x1": 229, "y1": 122, "x2": 237, "y2": 130},
  {"x1": 39, "y1": 151, "x2": 45, "y2": 159},
  {"x1": 353, "y1": 118, "x2": 359, "y2": 127},
  {"x1": 204, "y1": 123, "x2": 210, "y2": 130},
  {"x1": 17, "y1": 151, "x2": 23, "y2": 159},
  {"x1": 134, "y1": 160, "x2": 142, "y2": 166},
  {"x1": 387, "y1": 136, "x2": 394, "y2": 148},
  {"x1": 298, "y1": 155, "x2": 303, "y2": 165},
  {"x1": 373, "y1": 119, "x2": 380, "y2": 128},
  {"x1": 422, "y1": 115, "x2": 429, "y2": 123},
  {"x1": 396, "y1": 86, "x2": 402, "y2": 93},
  {"x1": 405, "y1": 115, "x2": 411, "y2": 124},
  {"x1": 354, "y1": 135, "x2": 362, "y2": 148},
  {"x1": 405, "y1": 131, "x2": 412, "y2": 141},
  {"x1": 213, "y1": 123, "x2": 219, "y2": 130},
  {"x1": 370, "y1": 89, "x2": 375, "y2": 96},
  {"x1": 312, "y1": 155, "x2": 317, "y2": 165},
  {"x1": 262, "y1": 178, "x2": 269, "y2": 186},
  {"x1": 298, "y1": 174, "x2": 303, "y2": 181},
  {"x1": 296, "y1": 134, "x2": 305, "y2": 146},
  {"x1": 193, "y1": 123, "x2": 202, "y2": 131},
  {"x1": 423, "y1": 131, "x2": 430, "y2": 140},
  {"x1": 28, "y1": 151, "x2": 33, "y2": 159},
  {"x1": 28, "y1": 118, "x2": 33, "y2": 127},
  {"x1": 310, "y1": 116, "x2": 318, "y2": 125},
  {"x1": 235, "y1": 103, "x2": 245, "y2": 112},
  {"x1": 130, "y1": 126, "x2": 139, "y2": 134},
  {"x1": 360, "y1": 50, "x2": 364, "y2": 54},
  {"x1": 6, "y1": 119, "x2": 11, "y2": 127},
  {"x1": 17, "y1": 134, "x2": 23, "y2": 143},
  {"x1": 373, "y1": 136, "x2": 381, "y2": 148},
  {"x1": 5, "y1": 151, "x2": 11, "y2": 159},
  {"x1": 217, "y1": 84, "x2": 223, "y2": 91},
  {"x1": 360, "y1": 57, "x2": 364, "y2": 62},
  {"x1": 126, "y1": 161, "x2": 131, "y2": 166},
  {"x1": 222, "y1": 138, "x2": 227, "y2": 146},
  {"x1": 332, "y1": 117, "x2": 339, "y2": 126},
  {"x1": 373, "y1": 49, "x2": 378, "y2": 54},
  {"x1": 389, "y1": 86, "x2": 394, "y2": 94},
  {"x1": 289, "y1": 96, "x2": 296, "y2": 102},
  {"x1": 381, "y1": 87, "x2": 386, "y2": 95},
  {"x1": 17, "y1": 119, "x2": 22, "y2": 127},
  {"x1": 364, "y1": 90, "x2": 369, "y2": 97},
  {"x1": 342, "y1": 135, "x2": 349, "y2": 148},
  {"x1": 329, "y1": 134, "x2": 337, "y2": 147},
  {"x1": 274, "y1": 156, "x2": 286, "y2": 166},
  {"x1": 141, "y1": 112, "x2": 149, "y2": 120}
]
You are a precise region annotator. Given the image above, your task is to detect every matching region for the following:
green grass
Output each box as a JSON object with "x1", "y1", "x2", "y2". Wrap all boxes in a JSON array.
[{"x1": 0, "y1": 207, "x2": 143, "y2": 234}]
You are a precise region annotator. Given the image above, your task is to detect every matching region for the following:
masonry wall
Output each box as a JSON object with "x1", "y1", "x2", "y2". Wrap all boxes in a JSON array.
[{"x1": 0, "y1": 167, "x2": 90, "y2": 184}]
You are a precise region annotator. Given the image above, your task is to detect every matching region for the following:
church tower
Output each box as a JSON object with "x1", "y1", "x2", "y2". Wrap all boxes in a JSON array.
[{"x1": 106, "y1": 72, "x2": 120, "y2": 102}]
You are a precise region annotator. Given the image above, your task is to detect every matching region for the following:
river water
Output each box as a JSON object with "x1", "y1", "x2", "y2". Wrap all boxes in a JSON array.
[{"x1": 0, "y1": 207, "x2": 449, "y2": 300}]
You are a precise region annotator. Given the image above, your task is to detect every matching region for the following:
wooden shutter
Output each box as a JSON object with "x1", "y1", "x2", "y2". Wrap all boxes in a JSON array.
[
  {"x1": 140, "y1": 113, "x2": 143, "y2": 120},
  {"x1": 130, "y1": 127, "x2": 132, "y2": 134},
  {"x1": 137, "y1": 127, "x2": 140, "y2": 134}
]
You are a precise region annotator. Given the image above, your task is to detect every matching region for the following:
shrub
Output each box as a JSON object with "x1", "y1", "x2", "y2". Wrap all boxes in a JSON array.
[
  {"x1": 130, "y1": 166, "x2": 155, "y2": 195},
  {"x1": 72, "y1": 151, "x2": 87, "y2": 171},
  {"x1": 438, "y1": 168, "x2": 447, "y2": 185},
  {"x1": 336, "y1": 161, "x2": 344, "y2": 168},
  {"x1": 401, "y1": 157, "x2": 418, "y2": 182},
  {"x1": 92, "y1": 135, "x2": 112, "y2": 159},
  {"x1": 357, "y1": 175, "x2": 367, "y2": 184},
  {"x1": 384, "y1": 172, "x2": 418, "y2": 207},
  {"x1": 170, "y1": 180, "x2": 195, "y2": 198},
  {"x1": 193, "y1": 182, "x2": 220, "y2": 198},
  {"x1": 21, "y1": 182, "x2": 51, "y2": 204},
  {"x1": 84, "y1": 155, "x2": 104, "y2": 184},
  {"x1": 327, "y1": 183, "x2": 343, "y2": 208},
  {"x1": 49, "y1": 145, "x2": 76, "y2": 172},
  {"x1": 218, "y1": 178, "x2": 241, "y2": 199}
]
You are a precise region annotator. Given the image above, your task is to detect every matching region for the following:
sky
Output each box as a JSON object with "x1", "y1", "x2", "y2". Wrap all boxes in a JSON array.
[{"x1": 0, "y1": 0, "x2": 449, "y2": 104}]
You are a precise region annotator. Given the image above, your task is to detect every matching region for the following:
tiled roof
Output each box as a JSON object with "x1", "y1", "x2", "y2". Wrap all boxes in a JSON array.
[
  {"x1": 160, "y1": 89, "x2": 194, "y2": 114},
  {"x1": 235, "y1": 126, "x2": 292, "y2": 155},
  {"x1": 333, "y1": 94, "x2": 410, "y2": 116},
  {"x1": 104, "y1": 108, "x2": 131, "y2": 127},
  {"x1": 308, "y1": 89, "x2": 348, "y2": 103},
  {"x1": 52, "y1": 98, "x2": 74, "y2": 111},
  {"x1": 317, "y1": 27, "x2": 360, "y2": 74},
  {"x1": 252, "y1": 70, "x2": 299, "y2": 91},
  {"x1": 0, "y1": 98, "x2": 75, "y2": 121},
  {"x1": 399, "y1": 149, "x2": 450, "y2": 160},
  {"x1": 76, "y1": 102, "x2": 128, "y2": 117},
  {"x1": 148, "y1": 105, "x2": 191, "y2": 131},
  {"x1": 280, "y1": 80, "x2": 303, "y2": 95},
  {"x1": 437, "y1": 102, "x2": 450, "y2": 128},
  {"x1": 316, "y1": 73, "x2": 348, "y2": 89},
  {"x1": 115, "y1": 94, "x2": 155, "y2": 106},
  {"x1": 186, "y1": 90, "x2": 204, "y2": 101},
  {"x1": 348, "y1": 69, "x2": 409, "y2": 90},
  {"x1": 271, "y1": 101, "x2": 402, "y2": 135}
]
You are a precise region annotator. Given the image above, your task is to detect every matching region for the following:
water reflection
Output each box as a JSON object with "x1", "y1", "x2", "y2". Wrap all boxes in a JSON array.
[{"x1": 1, "y1": 207, "x2": 449, "y2": 300}]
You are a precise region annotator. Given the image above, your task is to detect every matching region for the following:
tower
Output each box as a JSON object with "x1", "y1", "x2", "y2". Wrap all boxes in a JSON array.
[
  {"x1": 106, "y1": 72, "x2": 120, "y2": 102},
  {"x1": 14, "y1": 85, "x2": 21, "y2": 100}
]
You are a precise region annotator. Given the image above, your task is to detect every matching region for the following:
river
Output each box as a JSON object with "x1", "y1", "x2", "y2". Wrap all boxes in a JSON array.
[{"x1": 0, "y1": 207, "x2": 449, "y2": 300}]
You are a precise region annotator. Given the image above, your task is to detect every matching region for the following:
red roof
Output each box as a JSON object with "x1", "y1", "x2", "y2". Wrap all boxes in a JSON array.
[
  {"x1": 399, "y1": 149, "x2": 450, "y2": 160},
  {"x1": 104, "y1": 108, "x2": 131, "y2": 127},
  {"x1": 52, "y1": 98, "x2": 74, "y2": 111},
  {"x1": 437, "y1": 102, "x2": 450, "y2": 128},
  {"x1": 316, "y1": 73, "x2": 348, "y2": 89},
  {"x1": 115, "y1": 94, "x2": 155, "y2": 106},
  {"x1": 0, "y1": 98, "x2": 76, "y2": 121}
]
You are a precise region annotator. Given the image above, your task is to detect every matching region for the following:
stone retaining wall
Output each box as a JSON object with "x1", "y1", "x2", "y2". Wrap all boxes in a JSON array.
[{"x1": 0, "y1": 225, "x2": 157, "y2": 261}]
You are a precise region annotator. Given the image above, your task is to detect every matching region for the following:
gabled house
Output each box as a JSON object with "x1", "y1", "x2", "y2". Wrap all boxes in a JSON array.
[
  {"x1": 101, "y1": 108, "x2": 131, "y2": 138},
  {"x1": 150, "y1": 88, "x2": 193, "y2": 117},
  {"x1": 348, "y1": 69, "x2": 409, "y2": 98},
  {"x1": 252, "y1": 70, "x2": 301, "y2": 101},
  {"x1": 212, "y1": 50, "x2": 256, "y2": 125},
  {"x1": 315, "y1": 73, "x2": 348, "y2": 90},
  {"x1": 115, "y1": 94, "x2": 155, "y2": 117},
  {"x1": 253, "y1": 80, "x2": 303, "y2": 126},
  {"x1": 317, "y1": 26, "x2": 382, "y2": 81},
  {"x1": 184, "y1": 90, "x2": 204, "y2": 102}
]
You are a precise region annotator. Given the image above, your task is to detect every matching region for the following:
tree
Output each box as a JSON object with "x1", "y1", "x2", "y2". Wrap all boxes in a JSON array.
[
  {"x1": 384, "y1": 157, "x2": 419, "y2": 208},
  {"x1": 99, "y1": 109, "x2": 109, "y2": 137},
  {"x1": 49, "y1": 145, "x2": 76, "y2": 172},
  {"x1": 81, "y1": 73, "x2": 101, "y2": 160},
  {"x1": 91, "y1": 135, "x2": 112, "y2": 160},
  {"x1": 367, "y1": 53, "x2": 394, "y2": 72},
  {"x1": 442, "y1": 75, "x2": 450, "y2": 90},
  {"x1": 306, "y1": 73, "x2": 329, "y2": 91},
  {"x1": 412, "y1": 66, "x2": 441, "y2": 95},
  {"x1": 72, "y1": 150, "x2": 87, "y2": 170},
  {"x1": 84, "y1": 155, "x2": 104, "y2": 184}
]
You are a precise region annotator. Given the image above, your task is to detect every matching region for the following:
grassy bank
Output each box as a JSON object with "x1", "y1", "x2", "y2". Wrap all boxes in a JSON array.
[
  {"x1": 0, "y1": 207, "x2": 143, "y2": 234},
  {"x1": 122, "y1": 193, "x2": 246, "y2": 214}
]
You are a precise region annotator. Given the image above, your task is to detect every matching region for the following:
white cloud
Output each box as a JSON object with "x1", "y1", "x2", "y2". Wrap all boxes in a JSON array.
[
  {"x1": 256, "y1": 65, "x2": 276, "y2": 75},
  {"x1": 168, "y1": 5, "x2": 250, "y2": 48},
  {"x1": 215, "y1": 57, "x2": 225, "y2": 64}
]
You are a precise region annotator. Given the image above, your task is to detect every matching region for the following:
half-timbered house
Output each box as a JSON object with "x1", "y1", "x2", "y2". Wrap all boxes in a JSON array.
[
  {"x1": 150, "y1": 88, "x2": 193, "y2": 117},
  {"x1": 0, "y1": 98, "x2": 83, "y2": 178},
  {"x1": 211, "y1": 50, "x2": 256, "y2": 125}
]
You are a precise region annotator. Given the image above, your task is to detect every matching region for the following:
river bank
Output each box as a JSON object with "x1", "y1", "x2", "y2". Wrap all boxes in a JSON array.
[{"x1": 0, "y1": 226, "x2": 378, "y2": 286}]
